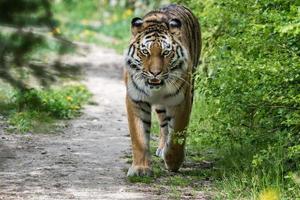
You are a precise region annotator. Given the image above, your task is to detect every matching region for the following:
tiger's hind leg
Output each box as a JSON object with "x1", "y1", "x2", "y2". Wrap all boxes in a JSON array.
[
  {"x1": 162, "y1": 97, "x2": 192, "y2": 172},
  {"x1": 154, "y1": 105, "x2": 169, "y2": 158},
  {"x1": 126, "y1": 96, "x2": 152, "y2": 177}
]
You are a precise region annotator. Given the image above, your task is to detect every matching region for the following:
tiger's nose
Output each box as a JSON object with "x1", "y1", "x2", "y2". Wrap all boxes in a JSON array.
[{"x1": 149, "y1": 69, "x2": 162, "y2": 77}]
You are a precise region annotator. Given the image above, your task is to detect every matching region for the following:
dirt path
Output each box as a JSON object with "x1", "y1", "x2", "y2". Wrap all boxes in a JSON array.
[{"x1": 0, "y1": 45, "x2": 164, "y2": 200}]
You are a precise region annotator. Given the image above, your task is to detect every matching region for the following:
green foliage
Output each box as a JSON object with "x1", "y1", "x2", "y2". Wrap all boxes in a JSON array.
[
  {"x1": 1, "y1": 84, "x2": 91, "y2": 132},
  {"x1": 13, "y1": 85, "x2": 91, "y2": 119},
  {"x1": 174, "y1": 0, "x2": 300, "y2": 198},
  {"x1": 8, "y1": 111, "x2": 52, "y2": 133},
  {"x1": 128, "y1": 176, "x2": 153, "y2": 184},
  {"x1": 52, "y1": 1, "x2": 132, "y2": 53},
  {"x1": 0, "y1": 0, "x2": 53, "y2": 26},
  {"x1": 166, "y1": 175, "x2": 192, "y2": 187},
  {"x1": 0, "y1": 0, "x2": 74, "y2": 89},
  {"x1": 0, "y1": 1, "x2": 92, "y2": 134},
  {"x1": 52, "y1": 1, "x2": 168, "y2": 53}
]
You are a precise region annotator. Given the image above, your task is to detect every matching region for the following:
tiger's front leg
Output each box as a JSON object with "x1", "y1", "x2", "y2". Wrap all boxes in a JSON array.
[
  {"x1": 154, "y1": 106, "x2": 169, "y2": 158},
  {"x1": 126, "y1": 95, "x2": 152, "y2": 177}
]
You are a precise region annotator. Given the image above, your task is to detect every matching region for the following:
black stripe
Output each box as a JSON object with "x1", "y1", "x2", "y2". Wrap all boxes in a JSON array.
[
  {"x1": 131, "y1": 76, "x2": 148, "y2": 96},
  {"x1": 134, "y1": 59, "x2": 141, "y2": 65},
  {"x1": 140, "y1": 107, "x2": 151, "y2": 115},
  {"x1": 162, "y1": 118, "x2": 168, "y2": 123},
  {"x1": 170, "y1": 61, "x2": 183, "y2": 71},
  {"x1": 142, "y1": 102, "x2": 151, "y2": 108},
  {"x1": 145, "y1": 33, "x2": 155, "y2": 39},
  {"x1": 131, "y1": 99, "x2": 144, "y2": 105},
  {"x1": 176, "y1": 46, "x2": 181, "y2": 57},
  {"x1": 142, "y1": 119, "x2": 151, "y2": 126},
  {"x1": 169, "y1": 53, "x2": 175, "y2": 61},
  {"x1": 156, "y1": 109, "x2": 166, "y2": 114},
  {"x1": 130, "y1": 45, "x2": 135, "y2": 57},
  {"x1": 180, "y1": 46, "x2": 184, "y2": 58},
  {"x1": 132, "y1": 100, "x2": 151, "y2": 109},
  {"x1": 145, "y1": 35, "x2": 152, "y2": 39},
  {"x1": 160, "y1": 122, "x2": 168, "y2": 128},
  {"x1": 165, "y1": 116, "x2": 172, "y2": 121},
  {"x1": 127, "y1": 44, "x2": 133, "y2": 56},
  {"x1": 144, "y1": 38, "x2": 156, "y2": 43}
]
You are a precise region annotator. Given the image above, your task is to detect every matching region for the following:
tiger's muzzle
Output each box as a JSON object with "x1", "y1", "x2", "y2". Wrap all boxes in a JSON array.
[
  {"x1": 147, "y1": 77, "x2": 163, "y2": 86},
  {"x1": 146, "y1": 78, "x2": 164, "y2": 89}
]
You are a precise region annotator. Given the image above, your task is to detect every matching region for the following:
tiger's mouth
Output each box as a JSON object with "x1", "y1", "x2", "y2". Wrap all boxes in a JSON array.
[{"x1": 147, "y1": 78, "x2": 163, "y2": 87}]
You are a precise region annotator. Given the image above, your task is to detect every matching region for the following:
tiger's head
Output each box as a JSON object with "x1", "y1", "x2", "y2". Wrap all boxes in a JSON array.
[{"x1": 125, "y1": 15, "x2": 189, "y2": 95}]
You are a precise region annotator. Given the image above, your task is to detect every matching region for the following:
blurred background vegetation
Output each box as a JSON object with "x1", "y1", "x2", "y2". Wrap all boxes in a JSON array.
[
  {"x1": 0, "y1": 0, "x2": 299, "y2": 199},
  {"x1": 52, "y1": 0, "x2": 167, "y2": 52}
]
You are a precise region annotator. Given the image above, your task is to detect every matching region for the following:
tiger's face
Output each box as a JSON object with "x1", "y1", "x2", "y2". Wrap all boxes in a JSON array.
[{"x1": 125, "y1": 17, "x2": 189, "y2": 99}]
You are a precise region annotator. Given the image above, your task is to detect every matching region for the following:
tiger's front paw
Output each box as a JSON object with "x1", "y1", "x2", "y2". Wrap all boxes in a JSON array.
[{"x1": 127, "y1": 165, "x2": 153, "y2": 177}]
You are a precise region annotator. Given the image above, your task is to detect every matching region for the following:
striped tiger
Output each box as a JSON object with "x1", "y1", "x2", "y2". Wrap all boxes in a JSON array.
[{"x1": 124, "y1": 4, "x2": 201, "y2": 176}]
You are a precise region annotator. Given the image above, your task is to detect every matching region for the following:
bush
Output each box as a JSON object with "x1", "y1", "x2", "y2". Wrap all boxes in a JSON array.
[
  {"x1": 5, "y1": 84, "x2": 91, "y2": 132},
  {"x1": 14, "y1": 85, "x2": 91, "y2": 118},
  {"x1": 174, "y1": 0, "x2": 300, "y2": 198}
]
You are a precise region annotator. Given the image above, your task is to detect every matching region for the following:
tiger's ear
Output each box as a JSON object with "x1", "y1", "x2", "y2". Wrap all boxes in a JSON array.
[
  {"x1": 169, "y1": 18, "x2": 182, "y2": 35},
  {"x1": 131, "y1": 17, "x2": 143, "y2": 36}
]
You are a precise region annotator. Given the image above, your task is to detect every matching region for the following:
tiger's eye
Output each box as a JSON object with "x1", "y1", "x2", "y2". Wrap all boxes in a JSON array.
[
  {"x1": 141, "y1": 49, "x2": 149, "y2": 55},
  {"x1": 162, "y1": 50, "x2": 170, "y2": 56},
  {"x1": 131, "y1": 64, "x2": 137, "y2": 69}
]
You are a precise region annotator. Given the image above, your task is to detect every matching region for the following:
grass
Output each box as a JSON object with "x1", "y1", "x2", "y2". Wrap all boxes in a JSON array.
[
  {"x1": 128, "y1": 176, "x2": 153, "y2": 184},
  {"x1": 0, "y1": 82, "x2": 91, "y2": 133},
  {"x1": 52, "y1": 1, "x2": 132, "y2": 54},
  {"x1": 8, "y1": 111, "x2": 53, "y2": 133}
]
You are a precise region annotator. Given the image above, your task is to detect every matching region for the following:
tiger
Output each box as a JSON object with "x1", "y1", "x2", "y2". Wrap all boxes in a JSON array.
[{"x1": 124, "y1": 4, "x2": 201, "y2": 176}]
